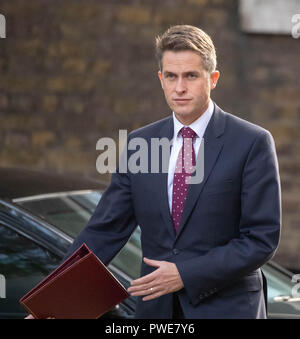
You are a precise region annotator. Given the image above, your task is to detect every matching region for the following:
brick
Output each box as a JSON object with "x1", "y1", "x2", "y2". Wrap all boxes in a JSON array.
[
  {"x1": 154, "y1": 8, "x2": 200, "y2": 26},
  {"x1": 0, "y1": 75, "x2": 40, "y2": 92},
  {"x1": 57, "y1": 2, "x2": 102, "y2": 20},
  {"x1": 5, "y1": 131, "x2": 30, "y2": 148},
  {"x1": 0, "y1": 93, "x2": 8, "y2": 110},
  {"x1": 186, "y1": 0, "x2": 207, "y2": 5},
  {"x1": 42, "y1": 95, "x2": 58, "y2": 113},
  {"x1": 0, "y1": 57, "x2": 6, "y2": 71},
  {"x1": 249, "y1": 67, "x2": 269, "y2": 82},
  {"x1": 47, "y1": 75, "x2": 95, "y2": 92},
  {"x1": 64, "y1": 136, "x2": 82, "y2": 150},
  {"x1": 62, "y1": 96, "x2": 85, "y2": 114},
  {"x1": 48, "y1": 41, "x2": 94, "y2": 58},
  {"x1": 16, "y1": 39, "x2": 43, "y2": 57},
  {"x1": 45, "y1": 146, "x2": 94, "y2": 172},
  {"x1": 283, "y1": 196, "x2": 300, "y2": 213},
  {"x1": 91, "y1": 60, "x2": 111, "y2": 75},
  {"x1": 62, "y1": 58, "x2": 87, "y2": 73},
  {"x1": 0, "y1": 149, "x2": 38, "y2": 167},
  {"x1": 116, "y1": 6, "x2": 151, "y2": 24},
  {"x1": 32, "y1": 131, "x2": 56, "y2": 147}
]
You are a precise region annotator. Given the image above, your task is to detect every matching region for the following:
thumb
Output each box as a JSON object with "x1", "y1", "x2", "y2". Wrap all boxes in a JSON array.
[{"x1": 143, "y1": 257, "x2": 161, "y2": 267}]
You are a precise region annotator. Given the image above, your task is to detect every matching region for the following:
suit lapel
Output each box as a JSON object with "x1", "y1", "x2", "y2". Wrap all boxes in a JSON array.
[
  {"x1": 154, "y1": 117, "x2": 177, "y2": 238},
  {"x1": 152, "y1": 104, "x2": 227, "y2": 240},
  {"x1": 176, "y1": 104, "x2": 226, "y2": 239}
]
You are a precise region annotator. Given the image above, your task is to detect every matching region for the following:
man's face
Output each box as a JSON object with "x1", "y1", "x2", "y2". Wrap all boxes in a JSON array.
[{"x1": 158, "y1": 50, "x2": 220, "y2": 125}]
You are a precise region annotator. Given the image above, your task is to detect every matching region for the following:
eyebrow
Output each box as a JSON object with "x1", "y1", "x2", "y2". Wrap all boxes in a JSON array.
[{"x1": 163, "y1": 70, "x2": 200, "y2": 76}]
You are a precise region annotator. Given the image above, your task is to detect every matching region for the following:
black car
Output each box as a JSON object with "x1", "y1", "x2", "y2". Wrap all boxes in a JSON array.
[{"x1": 0, "y1": 167, "x2": 299, "y2": 319}]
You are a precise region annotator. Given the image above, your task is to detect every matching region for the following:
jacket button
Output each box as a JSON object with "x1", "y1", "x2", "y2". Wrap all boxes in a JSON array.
[{"x1": 172, "y1": 248, "x2": 180, "y2": 255}]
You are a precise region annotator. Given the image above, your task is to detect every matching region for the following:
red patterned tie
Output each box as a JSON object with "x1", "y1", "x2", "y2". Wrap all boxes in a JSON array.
[{"x1": 172, "y1": 127, "x2": 197, "y2": 233}]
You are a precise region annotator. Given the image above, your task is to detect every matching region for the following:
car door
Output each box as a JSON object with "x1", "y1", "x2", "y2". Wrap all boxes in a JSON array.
[
  {"x1": 0, "y1": 223, "x2": 61, "y2": 319},
  {"x1": 0, "y1": 200, "x2": 137, "y2": 319}
]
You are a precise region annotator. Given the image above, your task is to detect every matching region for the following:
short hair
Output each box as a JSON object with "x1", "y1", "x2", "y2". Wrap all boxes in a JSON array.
[{"x1": 155, "y1": 25, "x2": 217, "y2": 73}]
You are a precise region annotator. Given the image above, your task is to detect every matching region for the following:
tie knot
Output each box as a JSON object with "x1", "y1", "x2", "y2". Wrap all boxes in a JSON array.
[{"x1": 180, "y1": 127, "x2": 197, "y2": 140}]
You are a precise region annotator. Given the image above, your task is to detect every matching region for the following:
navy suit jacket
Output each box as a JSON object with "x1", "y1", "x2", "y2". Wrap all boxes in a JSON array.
[{"x1": 66, "y1": 103, "x2": 281, "y2": 319}]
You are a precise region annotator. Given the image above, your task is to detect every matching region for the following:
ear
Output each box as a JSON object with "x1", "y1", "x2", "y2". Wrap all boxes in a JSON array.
[
  {"x1": 158, "y1": 70, "x2": 164, "y2": 89},
  {"x1": 210, "y1": 70, "x2": 220, "y2": 90}
]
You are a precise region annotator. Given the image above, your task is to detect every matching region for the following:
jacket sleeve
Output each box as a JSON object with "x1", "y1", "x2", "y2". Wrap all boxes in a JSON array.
[
  {"x1": 176, "y1": 130, "x2": 281, "y2": 306},
  {"x1": 63, "y1": 139, "x2": 137, "y2": 265}
]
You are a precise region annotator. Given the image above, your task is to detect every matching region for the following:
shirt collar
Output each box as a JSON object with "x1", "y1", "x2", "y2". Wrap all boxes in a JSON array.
[{"x1": 172, "y1": 99, "x2": 214, "y2": 139}]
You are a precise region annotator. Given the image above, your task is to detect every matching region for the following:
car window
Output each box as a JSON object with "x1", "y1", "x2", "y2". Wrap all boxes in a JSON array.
[
  {"x1": 0, "y1": 225, "x2": 61, "y2": 318},
  {"x1": 262, "y1": 264, "x2": 294, "y2": 302},
  {"x1": 15, "y1": 191, "x2": 143, "y2": 280},
  {"x1": 15, "y1": 191, "x2": 102, "y2": 238},
  {"x1": 110, "y1": 228, "x2": 142, "y2": 280}
]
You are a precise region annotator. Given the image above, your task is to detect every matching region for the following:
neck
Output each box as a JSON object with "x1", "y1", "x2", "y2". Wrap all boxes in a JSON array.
[{"x1": 175, "y1": 101, "x2": 210, "y2": 125}]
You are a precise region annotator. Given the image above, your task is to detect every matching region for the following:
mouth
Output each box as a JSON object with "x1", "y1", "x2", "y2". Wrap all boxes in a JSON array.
[{"x1": 173, "y1": 98, "x2": 192, "y2": 104}]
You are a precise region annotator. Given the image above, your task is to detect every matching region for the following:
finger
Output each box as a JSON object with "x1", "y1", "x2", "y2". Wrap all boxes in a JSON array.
[
  {"x1": 25, "y1": 314, "x2": 34, "y2": 319},
  {"x1": 131, "y1": 284, "x2": 160, "y2": 297},
  {"x1": 130, "y1": 271, "x2": 157, "y2": 286},
  {"x1": 143, "y1": 257, "x2": 162, "y2": 267},
  {"x1": 128, "y1": 280, "x2": 155, "y2": 293},
  {"x1": 130, "y1": 286, "x2": 157, "y2": 297},
  {"x1": 142, "y1": 290, "x2": 162, "y2": 301},
  {"x1": 130, "y1": 259, "x2": 163, "y2": 286}
]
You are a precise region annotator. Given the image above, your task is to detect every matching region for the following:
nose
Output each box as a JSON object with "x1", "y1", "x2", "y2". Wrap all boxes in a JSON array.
[{"x1": 175, "y1": 77, "x2": 187, "y2": 95}]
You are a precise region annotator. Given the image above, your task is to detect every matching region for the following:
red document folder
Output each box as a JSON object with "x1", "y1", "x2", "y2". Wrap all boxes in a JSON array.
[{"x1": 19, "y1": 243, "x2": 130, "y2": 319}]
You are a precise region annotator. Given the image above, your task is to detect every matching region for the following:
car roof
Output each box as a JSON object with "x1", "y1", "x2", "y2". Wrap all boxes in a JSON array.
[{"x1": 0, "y1": 167, "x2": 108, "y2": 200}]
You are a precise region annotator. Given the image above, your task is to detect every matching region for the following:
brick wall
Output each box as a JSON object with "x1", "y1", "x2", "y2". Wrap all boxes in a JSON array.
[{"x1": 0, "y1": 0, "x2": 299, "y2": 269}]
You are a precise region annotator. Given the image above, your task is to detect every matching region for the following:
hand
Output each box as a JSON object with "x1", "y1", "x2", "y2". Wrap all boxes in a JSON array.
[
  {"x1": 25, "y1": 314, "x2": 54, "y2": 319},
  {"x1": 127, "y1": 257, "x2": 184, "y2": 301},
  {"x1": 25, "y1": 314, "x2": 34, "y2": 319}
]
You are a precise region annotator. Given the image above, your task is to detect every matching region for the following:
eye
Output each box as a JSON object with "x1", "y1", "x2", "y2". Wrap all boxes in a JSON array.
[
  {"x1": 187, "y1": 73, "x2": 197, "y2": 79},
  {"x1": 165, "y1": 73, "x2": 176, "y2": 80}
]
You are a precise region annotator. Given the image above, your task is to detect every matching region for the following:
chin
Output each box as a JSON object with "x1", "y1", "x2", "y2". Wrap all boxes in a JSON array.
[
  {"x1": 175, "y1": 108, "x2": 203, "y2": 124},
  {"x1": 174, "y1": 107, "x2": 192, "y2": 116},
  {"x1": 174, "y1": 111, "x2": 193, "y2": 123}
]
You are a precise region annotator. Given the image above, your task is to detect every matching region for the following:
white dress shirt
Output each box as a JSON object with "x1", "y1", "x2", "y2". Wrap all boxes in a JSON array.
[{"x1": 167, "y1": 100, "x2": 214, "y2": 212}]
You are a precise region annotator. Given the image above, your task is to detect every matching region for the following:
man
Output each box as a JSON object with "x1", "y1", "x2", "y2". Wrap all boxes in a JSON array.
[{"x1": 64, "y1": 25, "x2": 281, "y2": 319}]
